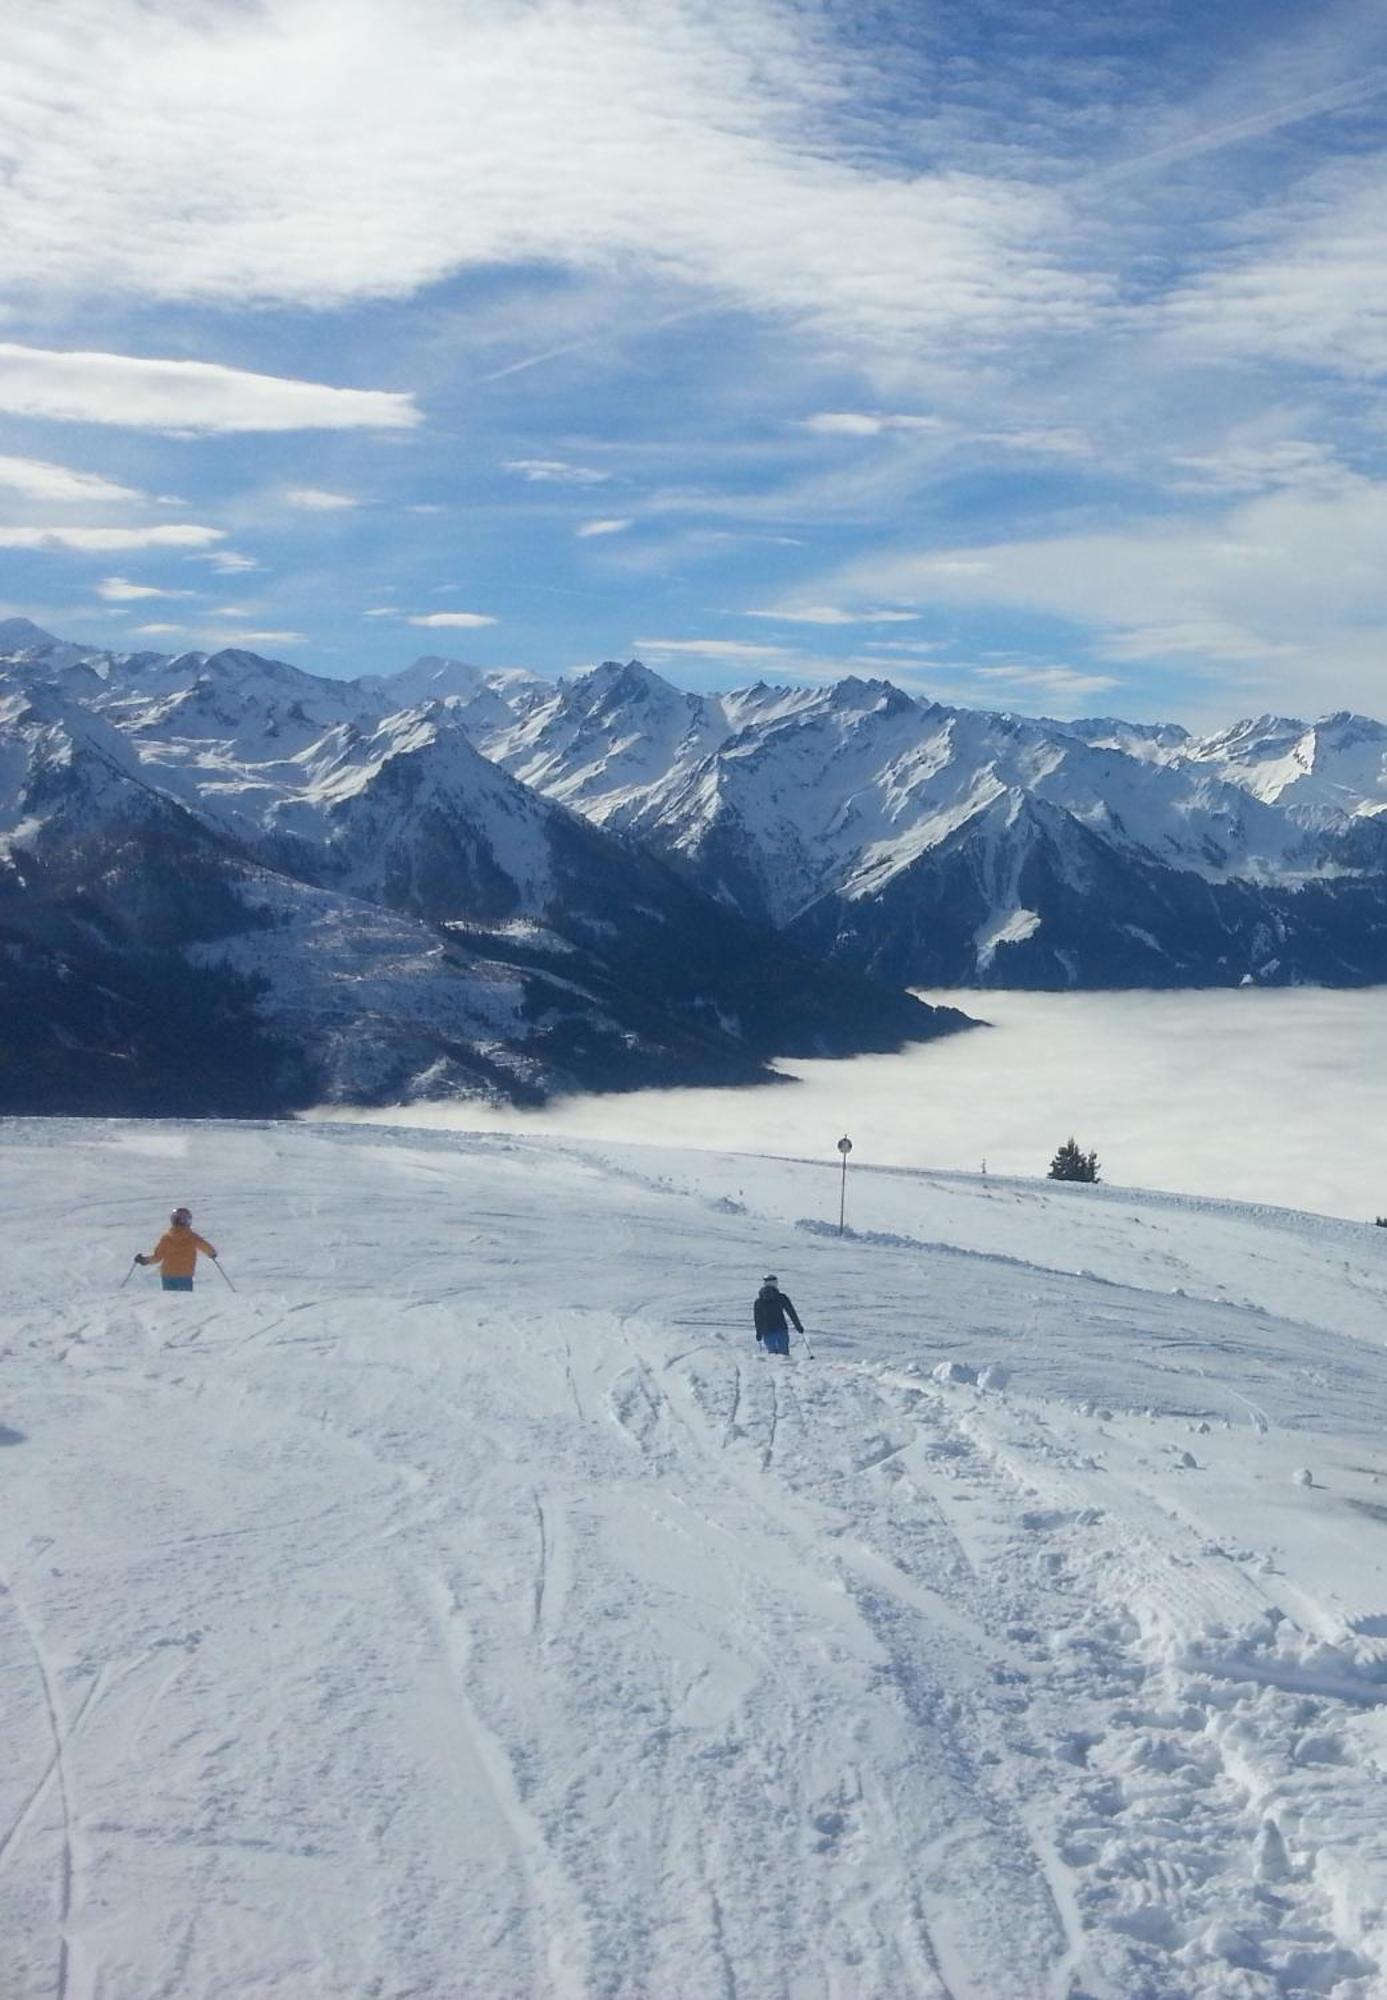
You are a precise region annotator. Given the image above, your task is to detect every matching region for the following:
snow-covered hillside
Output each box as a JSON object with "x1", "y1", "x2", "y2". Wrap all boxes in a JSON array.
[{"x1": 4, "y1": 1117, "x2": 1386, "y2": 1998}]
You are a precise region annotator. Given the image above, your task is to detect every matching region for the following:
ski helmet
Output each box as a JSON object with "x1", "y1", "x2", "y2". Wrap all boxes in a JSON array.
[
  {"x1": 763, "y1": 1275, "x2": 778, "y2": 1286},
  {"x1": 171, "y1": 1207, "x2": 193, "y2": 1227}
]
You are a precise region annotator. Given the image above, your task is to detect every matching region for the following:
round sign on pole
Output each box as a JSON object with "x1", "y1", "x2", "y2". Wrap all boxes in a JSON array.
[{"x1": 837, "y1": 1135, "x2": 853, "y2": 1155}]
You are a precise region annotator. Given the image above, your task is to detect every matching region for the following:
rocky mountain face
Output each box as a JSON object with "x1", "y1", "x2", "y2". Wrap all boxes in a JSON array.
[
  {"x1": 449, "y1": 658, "x2": 1387, "y2": 989},
  {"x1": 6, "y1": 615, "x2": 1384, "y2": 1116},
  {"x1": 0, "y1": 627, "x2": 965, "y2": 1115}
]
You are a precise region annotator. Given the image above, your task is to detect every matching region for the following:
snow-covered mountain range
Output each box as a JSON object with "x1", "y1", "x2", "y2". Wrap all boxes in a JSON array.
[
  {"x1": 3, "y1": 615, "x2": 1384, "y2": 1112},
  {"x1": 0, "y1": 622, "x2": 962, "y2": 1114},
  {"x1": 452, "y1": 656, "x2": 1387, "y2": 988}
]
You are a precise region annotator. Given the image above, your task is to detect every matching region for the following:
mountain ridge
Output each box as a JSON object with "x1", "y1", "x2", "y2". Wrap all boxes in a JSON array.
[
  {"x1": 0, "y1": 629, "x2": 966, "y2": 1114},
  {"x1": 441, "y1": 654, "x2": 1387, "y2": 987}
]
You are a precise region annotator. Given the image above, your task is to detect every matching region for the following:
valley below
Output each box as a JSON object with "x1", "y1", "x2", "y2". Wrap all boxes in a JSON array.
[{"x1": 333, "y1": 985, "x2": 1387, "y2": 1224}]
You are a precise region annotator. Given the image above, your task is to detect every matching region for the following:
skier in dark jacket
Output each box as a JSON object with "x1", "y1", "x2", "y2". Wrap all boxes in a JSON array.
[{"x1": 754, "y1": 1276, "x2": 802, "y2": 1357}]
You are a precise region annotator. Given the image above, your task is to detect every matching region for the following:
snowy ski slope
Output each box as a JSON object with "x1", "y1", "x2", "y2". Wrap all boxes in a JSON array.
[{"x1": 2, "y1": 1117, "x2": 1386, "y2": 1999}]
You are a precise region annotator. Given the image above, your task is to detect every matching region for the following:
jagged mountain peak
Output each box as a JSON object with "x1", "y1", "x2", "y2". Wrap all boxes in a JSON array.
[
  {"x1": 825, "y1": 673, "x2": 918, "y2": 715},
  {"x1": 358, "y1": 653, "x2": 552, "y2": 711},
  {"x1": 570, "y1": 657, "x2": 680, "y2": 708},
  {"x1": 0, "y1": 616, "x2": 60, "y2": 651},
  {"x1": 1313, "y1": 710, "x2": 1387, "y2": 743}
]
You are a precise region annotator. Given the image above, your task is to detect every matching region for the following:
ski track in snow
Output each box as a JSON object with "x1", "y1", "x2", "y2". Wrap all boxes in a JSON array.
[{"x1": 1, "y1": 1118, "x2": 1386, "y2": 1997}]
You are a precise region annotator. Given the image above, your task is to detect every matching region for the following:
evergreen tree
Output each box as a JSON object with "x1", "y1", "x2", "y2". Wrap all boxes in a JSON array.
[{"x1": 1049, "y1": 1137, "x2": 1100, "y2": 1183}]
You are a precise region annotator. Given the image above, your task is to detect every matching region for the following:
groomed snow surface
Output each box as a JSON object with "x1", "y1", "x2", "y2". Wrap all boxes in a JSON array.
[{"x1": 3, "y1": 1121, "x2": 1387, "y2": 2000}]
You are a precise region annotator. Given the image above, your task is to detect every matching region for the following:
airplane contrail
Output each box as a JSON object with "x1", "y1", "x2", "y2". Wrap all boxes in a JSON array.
[
  {"x1": 1089, "y1": 67, "x2": 1387, "y2": 184},
  {"x1": 474, "y1": 303, "x2": 722, "y2": 385}
]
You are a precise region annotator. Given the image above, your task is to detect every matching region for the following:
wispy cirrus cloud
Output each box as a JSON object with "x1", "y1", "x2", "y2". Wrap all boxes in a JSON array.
[
  {"x1": 198, "y1": 551, "x2": 262, "y2": 574},
  {"x1": 575, "y1": 518, "x2": 632, "y2": 537},
  {"x1": 0, "y1": 1, "x2": 1100, "y2": 359},
  {"x1": 0, "y1": 344, "x2": 417, "y2": 433},
  {"x1": 804, "y1": 411, "x2": 1090, "y2": 458},
  {"x1": 407, "y1": 611, "x2": 498, "y2": 628},
  {"x1": 744, "y1": 605, "x2": 918, "y2": 626},
  {"x1": 972, "y1": 664, "x2": 1121, "y2": 700},
  {"x1": 0, "y1": 453, "x2": 143, "y2": 504},
  {"x1": 1164, "y1": 162, "x2": 1387, "y2": 377},
  {"x1": 836, "y1": 478, "x2": 1387, "y2": 713},
  {"x1": 283, "y1": 486, "x2": 360, "y2": 510},
  {"x1": 221, "y1": 630, "x2": 306, "y2": 646},
  {"x1": 0, "y1": 523, "x2": 223, "y2": 551},
  {"x1": 804, "y1": 412, "x2": 946, "y2": 438},
  {"x1": 634, "y1": 637, "x2": 793, "y2": 660},
  {"x1": 1165, "y1": 437, "x2": 1355, "y2": 496},
  {"x1": 97, "y1": 575, "x2": 192, "y2": 602},
  {"x1": 504, "y1": 460, "x2": 610, "y2": 486}
]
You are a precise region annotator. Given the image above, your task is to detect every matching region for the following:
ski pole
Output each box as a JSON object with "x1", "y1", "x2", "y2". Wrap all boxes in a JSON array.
[
  {"x1": 212, "y1": 1259, "x2": 237, "y2": 1293},
  {"x1": 119, "y1": 1258, "x2": 139, "y2": 1289},
  {"x1": 798, "y1": 1324, "x2": 815, "y2": 1361}
]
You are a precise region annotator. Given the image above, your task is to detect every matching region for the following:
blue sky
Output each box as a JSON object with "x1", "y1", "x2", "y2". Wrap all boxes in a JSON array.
[{"x1": 2, "y1": 0, "x2": 1386, "y2": 726}]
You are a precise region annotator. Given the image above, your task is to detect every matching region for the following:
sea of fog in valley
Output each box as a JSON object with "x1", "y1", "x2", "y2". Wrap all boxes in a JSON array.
[{"x1": 327, "y1": 988, "x2": 1387, "y2": 1224}]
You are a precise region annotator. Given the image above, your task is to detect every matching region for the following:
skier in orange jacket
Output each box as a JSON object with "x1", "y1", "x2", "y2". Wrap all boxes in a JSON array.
[{"x1": 136, "y1": 1208, "x2": 218, "y2": 1292}]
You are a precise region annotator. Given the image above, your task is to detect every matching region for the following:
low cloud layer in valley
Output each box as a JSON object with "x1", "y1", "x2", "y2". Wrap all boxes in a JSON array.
[{"x1": 329, "y1": 989, "x2": 1387, "y2": 1224}]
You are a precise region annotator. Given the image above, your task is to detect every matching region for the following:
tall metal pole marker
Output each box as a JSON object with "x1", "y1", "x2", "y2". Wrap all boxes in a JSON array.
[{"x1": 837, "y1": 1134, "x2": 853, "y2": 1235}]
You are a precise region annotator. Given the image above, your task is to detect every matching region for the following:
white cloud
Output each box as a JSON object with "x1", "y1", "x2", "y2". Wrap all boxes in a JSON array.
[
  {"x1": 972, "y1": 664, "x2": 1121, "y2": 699},
  {"x1": 838, "y1": 480, "x2": 1387, "y2": 711},
  {"x1": 861, "y1": 639, "x2": 944, "y2": 654},
  {"x1": 97, "y1": 575, "x2": 192, "y2": 602},
  {"x1": 802, "y1": 412, "x2": 1088, "y2": 459},
  {"x1": 1096, "y1": 621, "x2": 1299, "y2": 664},
  {"x1": 132, "y1": 622, "x2": 186, "y2": 635},
  {"x1": 1166, "y1": 438, "x2": 1353, "y2": 497},
  {"x1": 804, "y1": 412, "x2": 946, "y2": 437},
  {"x1": 0, "y1": 453, "x2": 142, "y2": 504},
  {"x1": 364, "y1": 607, "x2": 399, "y2": 618},
  {"x1": 407, "y1": 611, "x2": 499, "y2": 628},
  {"x1": 1165, "y1": 163, "x2": 1387, "y2": 376},
  {"x1": 0, "y1": 523, "x2": 224, "y2": 551},
  {"x1": 974, "y1": 427, "x2": 1091, "y2": 459},
  {"x1": 575, "y1": 518, "x2": 633, "y2": 537},
  {"x1": 744, "y1": 605, "x2": 919, "y2": 626},
  {"x1": 634, "y1": 637, "x2": 792, "y2": 659},
  {"x1": 0, "y1": 344, "x2": 417, "y2": 433},
  {"x1": 0, "y1": 2, "x2": 1098, "y2": 357},
  {"x1": 223, "y1": 630, "x2": 306, "y2": 646},
  {"x1": 504, "y1": 459, "x2": 610, "y2": 486},
  {"x1": 284, "y1": 486, "x2": 359, "y2": 510},
  {"x1": 199, "y1": 550, "x2": 261, "y2": 573}
]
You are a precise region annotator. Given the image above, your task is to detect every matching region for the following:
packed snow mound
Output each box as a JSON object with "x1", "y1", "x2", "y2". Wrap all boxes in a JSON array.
[{"x1": 3, "y1": 1120, "x2": 1386, "y2": 1998}]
